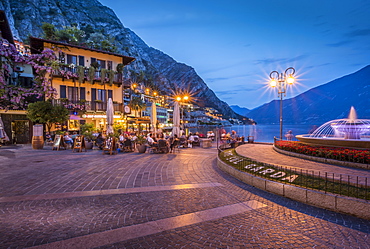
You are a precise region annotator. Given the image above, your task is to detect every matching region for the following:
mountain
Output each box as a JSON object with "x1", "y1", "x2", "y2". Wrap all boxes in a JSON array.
[
  {"x1": 247, "y1": 65, "x2": 370, "y2": 124},
  {"x1": 0, "y1": 0, "x2": 241, "y2": 119},
  {"x1": 230, "y1": 105, "x2": 250, "y2": 116}
]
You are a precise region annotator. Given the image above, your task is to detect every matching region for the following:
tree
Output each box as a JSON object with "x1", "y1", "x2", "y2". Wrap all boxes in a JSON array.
[
  {"x1": 41, "y1": 22, "x2": 58, "y2": 40},
  {"x1": 129, "y1": 96, "x2": 146, "y2": 117},
  {"x1": 27, "y1": 101, "x2": 69, "y2": 132}
]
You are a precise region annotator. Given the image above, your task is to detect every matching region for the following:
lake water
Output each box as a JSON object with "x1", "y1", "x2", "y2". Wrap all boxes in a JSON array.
[{"x1": 220, "y1": 124, "x2": 318, "y2": 143}]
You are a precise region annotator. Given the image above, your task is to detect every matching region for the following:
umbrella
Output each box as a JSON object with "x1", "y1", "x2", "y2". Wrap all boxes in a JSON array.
[
  {"x1": 0, "y1": 116, "x2": 10, "y2": 142},
  {"x1": 150, "y1": 101, "x2": 157, "y2": 135},
  {"x1": 172, "y1": 101, "x2": 181, "y2": 136},
  {"x1": 106, "y1": 98, "x2": 114, "y2": 134}
]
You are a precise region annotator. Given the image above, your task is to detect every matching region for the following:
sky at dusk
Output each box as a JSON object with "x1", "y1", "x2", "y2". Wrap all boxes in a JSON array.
[{"x1": 100, "y1": 0, "x2": 370, "y2": 109}]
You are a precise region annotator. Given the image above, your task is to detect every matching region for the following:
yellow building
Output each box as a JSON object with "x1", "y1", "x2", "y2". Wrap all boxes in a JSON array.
[{"x1": 29, "y1": 37, "x2": 135, "y2": 132}]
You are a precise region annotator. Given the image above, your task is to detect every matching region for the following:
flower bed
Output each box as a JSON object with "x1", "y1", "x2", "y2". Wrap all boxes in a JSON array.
[{"x1": 275, "y1": 141, "x2": 370, "y2": 164}]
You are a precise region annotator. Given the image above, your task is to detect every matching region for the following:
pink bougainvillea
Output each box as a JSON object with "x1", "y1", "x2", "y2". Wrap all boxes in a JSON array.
[{"x1": 0, "y1": 38, "x2": 58, "y2": 110}]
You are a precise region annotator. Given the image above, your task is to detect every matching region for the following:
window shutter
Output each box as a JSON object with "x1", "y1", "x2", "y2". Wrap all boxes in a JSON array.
[
  {"x1": 91, "y1": 88, "x2": 96, "y2": 101},
  {"x1": 60, "y1": 85, "x2": 66, "y2": 98},
  {"x1": 80, "y1": 87, "x2": 86, "y2": 100},
  {"x1": 78, "y1": 56, "x2": 85, "y2": 66},
  {"x1": 108, "y1": 90, "x2": 113, "y2": 100}
]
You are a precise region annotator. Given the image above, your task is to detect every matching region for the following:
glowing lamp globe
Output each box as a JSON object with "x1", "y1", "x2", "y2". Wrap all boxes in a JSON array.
[
  {"x1": 286, "y1": 76, "x2": 295, "y2": 84},
  {"x1": 270, "y1": 79, "x2": 277, "y2": 87}
]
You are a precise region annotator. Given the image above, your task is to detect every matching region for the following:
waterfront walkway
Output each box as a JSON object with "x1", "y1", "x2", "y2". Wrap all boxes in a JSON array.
[{"x1": 0, "y1": 144, "x2": 369, "y2": 248}]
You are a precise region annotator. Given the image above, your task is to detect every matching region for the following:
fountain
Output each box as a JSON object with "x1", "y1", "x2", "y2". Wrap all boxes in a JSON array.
[{"x1": 296, "y1": 107, "x2": 370, "y2": 149}]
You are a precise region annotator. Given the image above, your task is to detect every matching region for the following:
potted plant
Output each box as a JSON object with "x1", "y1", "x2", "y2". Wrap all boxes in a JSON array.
[
  {"x1": 135, "y1": 135, "x2": 147, "y2": 153},
  {"x1": 80, "y1": 123, "x2": 95, "y2": 149}
]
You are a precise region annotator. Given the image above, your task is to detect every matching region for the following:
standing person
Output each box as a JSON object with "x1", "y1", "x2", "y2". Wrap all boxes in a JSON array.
[
  {"x1": 285, "y1": 130, "x2": 294, "y2": 141},
  {"x1": 230, "y1": 130, "x2": 238, "y2": 147}
]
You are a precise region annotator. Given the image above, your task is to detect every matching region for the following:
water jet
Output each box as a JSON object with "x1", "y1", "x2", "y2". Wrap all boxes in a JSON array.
[{"x1": 296, "y1": 107, "x2": 370, "y2": 149}]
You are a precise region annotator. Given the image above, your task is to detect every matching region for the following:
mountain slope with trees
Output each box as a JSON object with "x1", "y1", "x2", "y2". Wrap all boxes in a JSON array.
[{"x1": 1, "y1": 0, "x2": 244, "y2": 119}]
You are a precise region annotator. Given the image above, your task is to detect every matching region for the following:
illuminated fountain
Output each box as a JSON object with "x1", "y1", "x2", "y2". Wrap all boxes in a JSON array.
[{"x1": 296, "y1": 107, "x2": 370, "y2": 149}]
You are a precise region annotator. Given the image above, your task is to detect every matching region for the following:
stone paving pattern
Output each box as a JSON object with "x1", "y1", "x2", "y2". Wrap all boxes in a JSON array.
[{"x1": 0, "y1": 144, "x2": 369, "y2": 248}]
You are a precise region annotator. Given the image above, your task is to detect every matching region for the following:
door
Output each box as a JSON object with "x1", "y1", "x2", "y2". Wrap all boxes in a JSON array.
[{"x1": 12, "y1": 120, "x2": 30, "y2": 144}]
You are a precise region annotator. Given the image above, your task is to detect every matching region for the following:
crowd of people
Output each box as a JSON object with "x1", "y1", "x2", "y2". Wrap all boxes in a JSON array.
[{"x1": 42, "y1": 129, "x2": 220, "y2": 153}]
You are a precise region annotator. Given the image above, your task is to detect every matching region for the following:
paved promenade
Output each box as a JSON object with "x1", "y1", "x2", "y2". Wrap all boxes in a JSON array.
[{"x1": 0, "y1": 144, "x2": 369, "y2": 248}]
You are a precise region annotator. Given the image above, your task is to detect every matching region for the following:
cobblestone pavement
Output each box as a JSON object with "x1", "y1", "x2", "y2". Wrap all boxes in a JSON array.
[{"x1": 0, "y1": 144, "x2": 369, "y2": 248}]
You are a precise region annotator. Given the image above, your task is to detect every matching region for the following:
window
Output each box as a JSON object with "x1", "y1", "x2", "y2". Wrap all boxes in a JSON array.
[
  {"x1": 91, "y1": 57, "x2": 96, "y2": 66},
  {"x1": 97, "y1": 89, "x2": 106, "y2": 102},
  {"x1": 18, "y1": 77, "x2": 33, "y2": 88},
  {"x1": 68, "y1": 86, "x2": 78, "y2": 102},
  {"x1": 78, "y1": 56, "x2": 85, "y2": 66},
  {"x1": 67, "y1": 54, "x2": 77, "y2": 65},
  {"x1": 98, "y1": 59, "x2": 106, "y2": 69}
]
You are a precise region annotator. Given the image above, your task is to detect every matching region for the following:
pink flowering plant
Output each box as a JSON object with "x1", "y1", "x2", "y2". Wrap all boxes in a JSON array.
[{"x1": 0, "y1": 38, "x2": 58, "y2": 110}]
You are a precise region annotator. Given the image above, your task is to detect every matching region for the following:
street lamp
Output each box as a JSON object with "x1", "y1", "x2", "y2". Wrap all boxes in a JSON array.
[
  {"x1": 175, "y1": 95, "x2": 190, "y2": 130},
  {"x1": 269, "y1": 67, "x2": 295, "y2": 140}
]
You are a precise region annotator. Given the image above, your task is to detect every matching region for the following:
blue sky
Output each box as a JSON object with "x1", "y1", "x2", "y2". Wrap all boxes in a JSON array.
[{"x1": 100, "y1": 0, "x2": 370, "y2": 109}]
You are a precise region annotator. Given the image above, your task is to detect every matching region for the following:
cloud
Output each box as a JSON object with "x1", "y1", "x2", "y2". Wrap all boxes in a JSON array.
[
  {"x1": 254, "y1": 54, "x2": 310, "y2": 65},
  {"x1": 345, "y1": 29, "x2": 370, "y2": 37},
  {"x1": 326, "y1": 40, "x2": 353, "y2": 47},
  {"x1": 305, "y1": 63, "x2": 332, "y2": 69},
  {"x1": 205, "y1": 73, "x2": 253, "y2": 83},
  {"x1": 215, "y1": 86, "x2": 257, "y2": 96}
]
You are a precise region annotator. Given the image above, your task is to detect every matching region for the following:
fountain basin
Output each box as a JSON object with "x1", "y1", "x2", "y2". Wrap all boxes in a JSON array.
[{"x1": 296, "y1": 135, "x2": 370, "y2": 149}]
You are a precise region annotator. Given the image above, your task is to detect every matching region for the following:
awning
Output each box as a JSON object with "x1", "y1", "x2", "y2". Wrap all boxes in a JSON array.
[{"x1": 70, "y1": 115, "x2": 83, "y2": 120}]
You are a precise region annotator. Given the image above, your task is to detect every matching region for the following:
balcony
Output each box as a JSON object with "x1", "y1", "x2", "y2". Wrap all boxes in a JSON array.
[
  {"x1": 53, "y1": 66, "x2": 123, "y2": 85},
  {"x1": 52, "y1": 99, "x2": 123, "y2": 112}
]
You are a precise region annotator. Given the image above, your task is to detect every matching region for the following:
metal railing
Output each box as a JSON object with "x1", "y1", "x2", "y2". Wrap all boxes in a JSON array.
[
  {"x1": 218, "y1": 145, "x2": 370, "y2": 200},
  {"x1": 53, "y1": 66, "x2": 123, "y2": 84},
  {"x1": 52, "y1": 99, "x2": 123, "y2": 112}
]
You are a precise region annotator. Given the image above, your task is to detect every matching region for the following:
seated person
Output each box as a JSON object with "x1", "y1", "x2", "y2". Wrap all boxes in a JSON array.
[
  {"x1": 146, "y1": 133, "x2": 156, "y2": 146},
  {"x1": 95, "y1": 133, "x2": 104, "y2": 150},
  {"x1": 187, "y1": 133, "x2": 195, "y2": 147},
  {"x1": 45, "y1": 132, "x2": 52, "y2": 143},
  {"x1": 170, "y1": 134, "x2": 179, "y2": 152},
  {"x1": 123, "y1": 137, "x2": 133, "y2": 152},
  {"x1": 64, "y1": 132, "x2": 73, "y2": 147}
]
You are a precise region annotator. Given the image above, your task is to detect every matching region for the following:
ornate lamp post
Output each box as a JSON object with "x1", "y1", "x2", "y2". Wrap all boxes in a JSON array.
[
  {"x1": 269, "y1": 67, "x2": 295, "y2": 140},
  {"x1": 175, "y1": 95, "x2": 190, "y2": 130}
]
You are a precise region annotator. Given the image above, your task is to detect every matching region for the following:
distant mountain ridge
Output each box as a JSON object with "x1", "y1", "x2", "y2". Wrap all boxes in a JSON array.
[
  {"x1": 230, "y1": 105, "x2": 250, "y2": 116},
  {"x1": 247, "y1": 65, "x2": 370, "y2": 124},
  {"x1": 0, "y1": 0, "x2": 242, "y2": 119}
]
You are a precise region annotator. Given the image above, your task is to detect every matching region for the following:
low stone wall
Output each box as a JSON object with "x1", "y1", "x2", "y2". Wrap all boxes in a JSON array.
[
  {"x1": 217, "y1": 157, "x2": 370, "y2": 220},
  {"x1": 273, "y1": 145, "x2": 370, "y2": 170}
]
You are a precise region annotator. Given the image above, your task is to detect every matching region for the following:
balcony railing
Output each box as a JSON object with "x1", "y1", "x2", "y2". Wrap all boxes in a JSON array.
[
  {"x1": 52, "y1": 99, "x2": 123, "y2": 112},
  {"x1": 53, "y1": 66, "x2": 123, "y2": 85}
]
